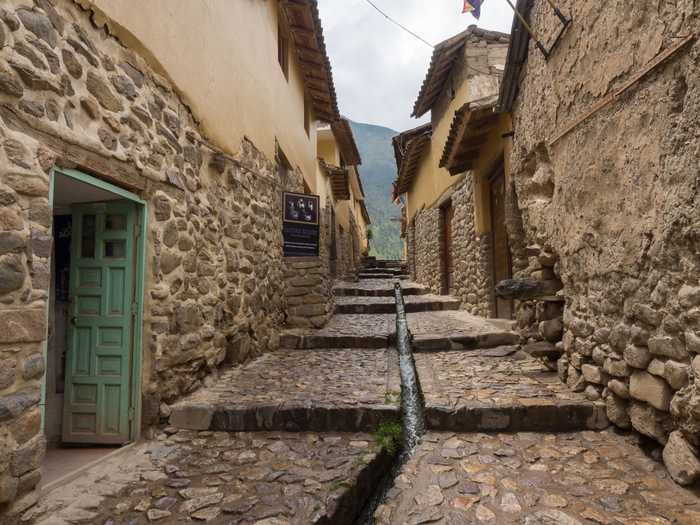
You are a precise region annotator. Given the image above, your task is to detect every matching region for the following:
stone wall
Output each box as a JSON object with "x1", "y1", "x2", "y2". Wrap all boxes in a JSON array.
[
  {"x1": 410, "y1": 178, "x2": 492, "y2": 315},
  {"x1": 508, "y1": 0, "x2": 700, "y2": 484},
  {"x1": 413, "y1": 207, "x2": 441, "y2": 294},
  {"x1": 283, "y1": 197, "x2": 334, "y2": 328},
  {"x1": 450, "y1": 176, "x2": 491, "y2": 316},
  {"x1": 0, "y1": 0, "x2": 323, "y2": 513}
]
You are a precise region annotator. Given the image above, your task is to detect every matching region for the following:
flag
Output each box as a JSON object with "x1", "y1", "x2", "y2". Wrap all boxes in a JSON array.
[{"x1": 463, "y1": 0, "x2": 484, "y2": 19}]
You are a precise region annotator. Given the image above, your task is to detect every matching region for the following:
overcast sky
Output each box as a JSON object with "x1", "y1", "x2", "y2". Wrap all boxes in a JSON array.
[{"x1": 317, "y1": 0, "x2": 515, "y2": 132}]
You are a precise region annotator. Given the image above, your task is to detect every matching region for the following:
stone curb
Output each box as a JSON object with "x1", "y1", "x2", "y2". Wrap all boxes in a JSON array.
[
  {"x1": 170, "y1": 403, "x2": 401, "y2": 432},
  {"x1": 333, "y1": 286, "x2": 428, "y2": 297},
  {"x1": 334, "y1": 299, "x2": 461, "y2": 315},
  {"x1": 280, "y1": 333, "x2": 391, "y2": 349},
  {"x1": 424, "y1": 401, "x2": 609, "y2": 432},
  {"x1": 412, "y1": 332, "x2": 520, "y2": 352}
]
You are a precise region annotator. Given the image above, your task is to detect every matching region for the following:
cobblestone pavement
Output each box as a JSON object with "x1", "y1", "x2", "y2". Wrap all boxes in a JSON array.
[
  {"x1": 407, "y1": 311, "x2": 519, "y2": 350},
  {"x1": 281, "y1": 314, "x2": 395, "y2": 348},
  {"x1": 28, "y1": 430, "x2": 388, "y2": 525},
  {"x1": 170, "y1": 349, "x2": 401, "y2": 432},
  {"x1": 375, "y1": 430, "x2": 700, "y2": 525},
  {"x1": 416, "y1": 350, "x2": 607, "y2": 431},
  {"x1": 334, "y1": 294, "x2": 460, "y2": 314},
  {"x1": 333, "y1": 279, "x2": 427, "y2": 296}
]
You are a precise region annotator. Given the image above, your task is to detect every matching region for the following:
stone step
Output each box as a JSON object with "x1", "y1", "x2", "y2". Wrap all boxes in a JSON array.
[
  {"x1": 358, "y1": 273, "x2": 409, "y2": 280},
  {"x1": 333, "y1": 280, "x2": 428, "y2": 297},
  {"x1": 334, "y1": 295, "x2": 460, "y2": 315},
  {"x1": 407, "y1": 311, "x2": 520, "y2": 352},
  {"x1": 169, "y1": 349, "x2": 401, "y2": 433},
  {"x1": 281, "y1": 314, "x2": 395, "y2": 349},
  {"x1": 415, "y1": 350, "x2": 609, "y2": 433}
]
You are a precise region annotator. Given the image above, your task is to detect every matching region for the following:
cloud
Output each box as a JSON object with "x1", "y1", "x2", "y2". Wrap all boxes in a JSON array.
[{"x1": 317, "y1": 0, "x2": 515, "y2": 131}]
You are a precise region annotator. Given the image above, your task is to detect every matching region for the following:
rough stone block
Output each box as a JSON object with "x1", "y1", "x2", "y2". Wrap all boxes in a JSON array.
[
  {"x1": 630, "y1": 371, "x2": 672, "y2": 411},
  {"x1": 679, "y1": 285, "x2": 700, "y2": 308},
  {"x1": 664, "y1": 361, "x2": 689, "y2": 390},
  {"x1": 663, "y1": 431, "x2": 700, "y2": 486},
  {"x1": 603, "y1": 358, "x2": 630, "y2": 378},
  {"x1": 686, "y1": 331, "x2": 700, "y2": 354},
  {"x1": 649, "y1": 336, "x2": 687, "y2": 361},
  {"x1": 630, "y1": 402, "x2": 670, "y2": 444},
  {"x1": 624, "y1": 344, "x2": 652, "y2": 369},
  {"x1": 11, "y1": 435, "x2": 45, "y2": 477},
  {"x1": 170, "y1": 403, "x2": 214, "y2": 431},
  {"x1": 606, "y1": 393, "x2": 630, "y2": 429},
  {"x1": 0, "y1": 472, "x2": 18, "y2": 504},
  {"x1": 607, "y1": 379, "x2": 630, "y2": 399},
  {"x1": 581, "y1": 364, "x2": 608, "y2": 385},
  {"x1": 0, "y1": 388, "x2": 40, "y2": 423}
]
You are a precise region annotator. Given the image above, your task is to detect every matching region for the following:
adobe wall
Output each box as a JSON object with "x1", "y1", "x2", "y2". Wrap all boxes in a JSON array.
[
  {"x1": 509, "y1": 0, "x2": 700, "y2": 483},
  {"x1": 0, "y1": 0, "x2": 331, "y2": 514}
]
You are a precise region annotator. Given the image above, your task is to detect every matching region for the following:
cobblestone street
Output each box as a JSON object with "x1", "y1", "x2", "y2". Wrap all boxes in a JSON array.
[
  {"x1": 24, "y1": 278, "x2": 700, "y2": 524},
  {"x1": 375, "y1": 430, "x2": 700, "y2": 525}
]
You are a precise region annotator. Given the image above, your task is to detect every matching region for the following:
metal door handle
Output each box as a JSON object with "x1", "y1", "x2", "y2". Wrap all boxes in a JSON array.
[{"x1": 70, "y1": 316, "x2": 77, "y2": 326}]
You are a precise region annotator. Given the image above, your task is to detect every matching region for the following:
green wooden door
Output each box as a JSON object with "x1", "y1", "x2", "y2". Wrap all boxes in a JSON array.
[{"x1": 62, "y1": 201, "x2": 136, "y2": 444}]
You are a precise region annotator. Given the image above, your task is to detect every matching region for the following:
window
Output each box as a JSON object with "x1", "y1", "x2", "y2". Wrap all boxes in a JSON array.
[
  {"x1": 304, "y1": 97, "x2": 310, "y2": 136},
  {"x1": 278, "y1": 23, "x2": 289, "y2": 80}
]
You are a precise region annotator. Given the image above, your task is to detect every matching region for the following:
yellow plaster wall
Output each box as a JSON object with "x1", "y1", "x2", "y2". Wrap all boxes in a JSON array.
[
  {"x1": 403, "y1": 42, "x2": 507, "y2": 223},
  {"x1": 471, "y1": 114, "x2": 513, "y2": 235},
  {"x1": 76, "y1": 0, "x2": 319, "y2": 181}
]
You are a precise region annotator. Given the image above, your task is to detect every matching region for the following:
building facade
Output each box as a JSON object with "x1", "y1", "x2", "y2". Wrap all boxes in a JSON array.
[
  {"x1": 0, "y1": 0, "x2": 366, "y2": 514},
  {"x1": 394, "y1": 27, "x2": 511, "y2": 318},
  {"x1": 500, "y1": 0, "x2": 700, "y2": 484}
]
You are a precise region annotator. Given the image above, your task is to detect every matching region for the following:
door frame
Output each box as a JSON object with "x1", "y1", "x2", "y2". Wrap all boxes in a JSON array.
[
  {"x1": 487, "y1": 161, "x2": 513, "y2": 319},
  {"x1": 439, "y1": 199, "x2": 454, "y2": 296},
  {"x1": 44, "y1": 167, "x2": 148, "y2": 442}
]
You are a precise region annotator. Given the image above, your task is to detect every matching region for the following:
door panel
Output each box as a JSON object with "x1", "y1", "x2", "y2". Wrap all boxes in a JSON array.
[
  {"x1": 440, "y1": 202, "x2": 454, "y2": 295},
  {"x1": 63, "y1": 201, "x2": 135, "y2": 444},
  {"x1": 489, "y1": 170, "x2": 514, "y2": 319}
]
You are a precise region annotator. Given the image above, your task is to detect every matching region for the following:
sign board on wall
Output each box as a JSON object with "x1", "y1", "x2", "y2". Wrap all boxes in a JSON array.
[{"x1": 283, "y1": 192, "x2": 320, "y2": 257}]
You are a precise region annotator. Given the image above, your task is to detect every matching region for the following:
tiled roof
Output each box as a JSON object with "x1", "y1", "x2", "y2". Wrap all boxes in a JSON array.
[
  {"x1": 331, "y1": 118, "x2": 362, "y2": 166},
  {"x1": 412, "y1": 26, "x2": 510, "y2": 118},
  {"x1": 281, "y1": 0, "x2": 340, "y2": 122},
  {"x1": 392, "y1": 123, "x2": 433, "y2": 194}
]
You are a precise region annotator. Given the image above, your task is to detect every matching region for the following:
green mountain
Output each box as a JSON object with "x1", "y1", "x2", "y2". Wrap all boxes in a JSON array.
[{"x1": 350, "y1": 120, "x2": 403, "y2": 260}]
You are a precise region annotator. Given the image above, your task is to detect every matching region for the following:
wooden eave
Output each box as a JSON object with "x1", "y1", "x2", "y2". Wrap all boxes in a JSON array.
[
  {"x1": 281, "y1": 0, "x2": 340, "y2": 122},
  {"x1": 331, "y1": 119, "x2": 362, "y2": 166},
  {"x1": 360, "y1": 200, "x2": 371, "y2": 225},
  {"x1": 497, "y1": 0, "x2": 534, "y2": 112},
  {"x1": 441, "y1": 99, "x2": 500, "y2": 176},
  {"x1": 412, "y1": 26, "x2": 510, "y2": 118},
  {"x1": 395, "y1": 132, "x2": 431, "y2": 194},
  {"x1": 319, "y1": 159, "x2": 350, "y2": 200}
]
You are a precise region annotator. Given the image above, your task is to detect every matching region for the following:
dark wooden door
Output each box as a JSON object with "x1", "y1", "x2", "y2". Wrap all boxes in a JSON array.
[
  {"x1": 440, "y1": 201, "x2": 454, "y2": 295},
  {"x1": 489, "y1": 169, "x2": 513, "y2": 319}
]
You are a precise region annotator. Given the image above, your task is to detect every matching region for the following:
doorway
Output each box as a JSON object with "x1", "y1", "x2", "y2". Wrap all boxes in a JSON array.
[
  {"x1": 42, "y1": 169, "x2": 146, "y2": 484},
  {"x1": 488, "y1": 164, "x2": 513, "y2": 319},
  {"x1": 440, "y1": 200, "x2": 454, "y2": 295}
]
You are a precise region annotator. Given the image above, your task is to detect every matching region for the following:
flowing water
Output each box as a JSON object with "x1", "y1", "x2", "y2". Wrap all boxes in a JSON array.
[{"x1": 355, "y1": 282, "x2": 427, "y2": 524}]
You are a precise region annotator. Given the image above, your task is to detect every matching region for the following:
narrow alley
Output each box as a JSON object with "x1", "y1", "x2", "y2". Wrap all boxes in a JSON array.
[
  {"x1": 2, "y1": 0, "x2": 700, "y2": 524},
  {"x1": 18, "y1": 263, "x2": 700, "y2": 524}
]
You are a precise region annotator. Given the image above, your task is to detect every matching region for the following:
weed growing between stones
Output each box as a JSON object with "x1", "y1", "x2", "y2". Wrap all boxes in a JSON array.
[{"x1": 374, "y1": 421, "x2": 403, "y2": 455}]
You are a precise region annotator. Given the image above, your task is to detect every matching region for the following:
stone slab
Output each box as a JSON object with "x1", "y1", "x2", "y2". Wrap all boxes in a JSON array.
[
  {"x1": 408, "y1": 310, "x2": 519, "y2": 351},
  {"x1": 170, "y1": 349, "x2": 401, "y2": 432},
  {"x1": 281, "y1": 314, "x2": 395, "y2": 349},
  {"x1": 29, "y1": 431, "x2": 390, "y2": 525},
  {"x1": 416, "y1": 351, "x2": 608, "y2": 432},
  {"x1": 334, "y1": 279, "x2": 428, "y2": 297},
  {"x1": 334, "y1": 294, "x2": 460, "y2": 315},
  {"x1": 375, "y1": 430, "x2": 700, "y2": 525}
]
